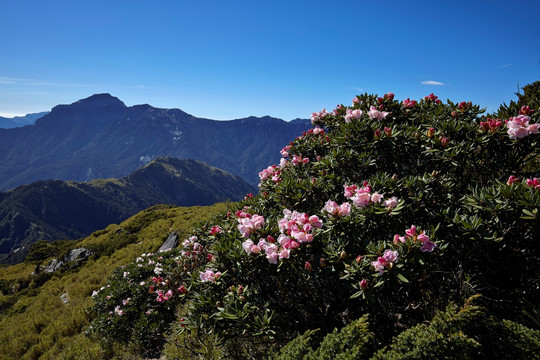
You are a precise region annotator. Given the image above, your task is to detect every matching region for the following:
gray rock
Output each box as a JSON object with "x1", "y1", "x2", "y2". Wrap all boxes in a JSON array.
[
  {"x1": 158, "y1": 232, "x2": 178, "y2": 252},
  {"x1": 60, "y1": 292, "x2": 69, "y2": 304},
  {"x1": 43, "y1": 247, "x2": 94, "y2": 273}
]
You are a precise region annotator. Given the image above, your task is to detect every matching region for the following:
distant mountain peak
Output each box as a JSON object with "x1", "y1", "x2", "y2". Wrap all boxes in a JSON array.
[{"x1": 73, "y1": 93, "x2": 126, "y2": 108}]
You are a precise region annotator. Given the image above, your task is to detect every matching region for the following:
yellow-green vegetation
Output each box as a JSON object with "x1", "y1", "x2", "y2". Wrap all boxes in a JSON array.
[{"x1": 0, "y1": 203, "x2": 228, "y2": 360}]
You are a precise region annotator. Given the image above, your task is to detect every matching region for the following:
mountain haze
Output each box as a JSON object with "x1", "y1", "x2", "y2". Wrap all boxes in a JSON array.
[
  {"x1": 0, "y1": 94, "x2": 310, "y2": 190},
  {"x1": 0, "y1": 111, "x2": 48, "y2": 129},
  {"x1": 0, "y1": 157, "x2": 254, "y2": 264}
]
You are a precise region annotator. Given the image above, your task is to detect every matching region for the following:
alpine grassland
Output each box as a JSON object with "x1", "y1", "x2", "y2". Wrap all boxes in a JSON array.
[
  {"x1": 1, "y1": 83, "x2": 539, "y2": 359},
  {"x1": 0, "y1": 203, "x2": 228, "y2": 359}
]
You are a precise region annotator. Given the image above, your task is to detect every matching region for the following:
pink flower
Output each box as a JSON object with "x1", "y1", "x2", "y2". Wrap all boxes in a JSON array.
[
  {"x1": 178, "y1": 285, "x2": 188, "y2": 294},
  {"x1": 237, "y1": 214, "x2": 265, "y2": 237},
  {"x1": 506, "y1": 115, "x2": 538, "y2": 139},
  {"x1": 420, "y1": 240, "x2": 437, "y2": 252},
  {"x1": 519, "y1": 105, "x2": 535, "y2": 116},
  {"x1": 383, "y1": 249, "x2": 398, "y2": 263},
  {"x1": 309, "y1": 215, "x2": 323, "y2": 228},
  {"x1": 528, "y1": 123, "x2": 539, "y2": 134},
  {"x1": 353, "y1": 96, "x2": 361, "y2": 104},
  {"x1": 405, "y1": 225, "x2": 417, "y2": 237},
  {"x1": 265, "y1": 244, "x2": 279, "y2": 264},
  {"x1": 344, "y1": 108, "x2": 363, "y2": 123},
  {"x1": 371, "y1": 257, "x2": 387, "y2": 275},
  {"x1": 370, "y1": 193, "x2": 383, "y2": 203},
  {"x1": 279, "y1": 249, "x2": 290, "y2": 259},
  {"x1": 114, "y1": 306, "x2": 124, "y2": 316},
  {"x1": 508, "y1": 127, "x2": 530, "y2": 139},
  {"x1": 311, "y1": 108, "x2": 328, "y2": 124},
  {"x1": 313, "y1": 127, "x2": 325, "y2": 135},
  {"x1": 305, "y1": 261, "x2": 312, "y2": 272},
  {"x1": 368, "y1": 105, "x2": 389, "y2": 120},
  {"x1": 384, "y1": 197, "x2": 398, "y2": 209},
  {"x1": 403, "y1": 98, "x2": 417, "y2": 108},
  {"x1": 210, "y1": 226, "x2": 222, "y2": 236},
  {"x1": 526, "y1": 178, "x2": 540, "y2": 190},
  {"x1": 122, "y1": 298, "x2": 131, "y2": 306},
  {"x1": 200, "y1": 269, "x2": 221, "y2": 283},
  {"x1": 393, "y1": 234, "x2": 405, "y2": 244},
  {"x1": 384, "y1": 92, "x2": 395, "y2": 101},
  {"x1": 417, "y1": 232, "x2": 430, "y2": 243},
  {"x1": 242, "y1": 239, "x2": 261, "y2": 254},
  {"x1": 344, "y1": 184, "x2": 357, "y2": 198},
  {"x1": 352, "y1": 192, "x2": 371, "y2": 208},
  {"x1": 323, "y1": 200, "x2": 351, "y2": 216}
]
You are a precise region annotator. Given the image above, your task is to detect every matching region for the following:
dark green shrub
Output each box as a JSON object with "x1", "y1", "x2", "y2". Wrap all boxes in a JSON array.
[{"x1": 90, "y1": 88, "x2": 540, "y2": 358}]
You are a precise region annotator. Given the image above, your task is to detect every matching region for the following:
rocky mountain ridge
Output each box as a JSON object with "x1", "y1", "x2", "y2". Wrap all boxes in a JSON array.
[{"x1": 0, "y1": 94, "x2": 310, "y2": 190}]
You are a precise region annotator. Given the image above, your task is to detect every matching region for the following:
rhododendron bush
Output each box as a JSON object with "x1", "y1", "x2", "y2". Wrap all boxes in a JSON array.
[{"x1": 89, "y1": 86, "x2": 539, "y2": 358}]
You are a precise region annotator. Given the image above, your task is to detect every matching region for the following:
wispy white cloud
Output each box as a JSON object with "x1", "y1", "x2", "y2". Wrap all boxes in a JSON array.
[
  {"x1": 499, "y1": 64, "x2": 511, "y2": 68},
  {"x1": 0, "y1": 76, "x2": 91, "y2": 87},
  {"x1": 346, "y1": 86, "x2": 365, "y2": 92},
  {"x1": 421, "y1": 80, "x2": 445, "y2": 86}
]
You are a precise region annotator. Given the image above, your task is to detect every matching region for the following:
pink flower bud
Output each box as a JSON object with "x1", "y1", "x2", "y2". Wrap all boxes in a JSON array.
[
  {"x1": 440, "y1": 137, "x2": 449, "y2": 147},
  {"x1": 360, "y1": 279, "x2": 368, "y2": 290},
  {"x1": 305, "y1": 261, "x2": 312, "y2": 272},
  {"x1": 384, "y1": 92, "x2": 394, "y2": 101},
  {"x1": 427, "y1": 127, "x2": 435, "y2": 138},
  {"x1": 507, "y1": 175, "x2": 519, "y2": 185}
]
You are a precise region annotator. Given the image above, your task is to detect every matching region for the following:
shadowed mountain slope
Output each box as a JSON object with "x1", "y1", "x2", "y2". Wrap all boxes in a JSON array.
[{"x1": 0, "y1": 157, "x2": 255, "y2": 264}]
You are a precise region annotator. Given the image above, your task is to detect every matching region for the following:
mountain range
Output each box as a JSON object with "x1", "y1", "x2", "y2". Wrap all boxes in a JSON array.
[
  {"x1": 0, "y1": 112, "x2": 49, "y2": 129},
  {"x1": 0, "y1": 94, "x2": 310, "y2": 191},
  {"x1": 0, "y1": 157, "x2": 255, "y2": 264}
]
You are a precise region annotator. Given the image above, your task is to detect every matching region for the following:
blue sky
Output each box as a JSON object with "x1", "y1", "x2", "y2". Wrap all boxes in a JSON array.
[{"x1": 1, "y1": 0, "x2": 539, "y2": 120}]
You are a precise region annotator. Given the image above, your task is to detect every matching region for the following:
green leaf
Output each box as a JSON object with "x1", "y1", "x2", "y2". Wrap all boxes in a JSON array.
[{"x1": 397, "y1": 273, "x2": 409, "y2": 283}]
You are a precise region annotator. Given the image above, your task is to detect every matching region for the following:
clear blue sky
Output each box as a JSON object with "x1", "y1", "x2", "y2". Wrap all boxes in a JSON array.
[{"x1": 1, "y1": 0, "x2": 539, "y2": 120}]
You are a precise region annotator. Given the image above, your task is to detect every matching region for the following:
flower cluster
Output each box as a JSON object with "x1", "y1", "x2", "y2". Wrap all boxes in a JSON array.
[
  {"x1": 181, "y1": 236, "x2": 202, "y2": 257},
  {"x1": 200, "y1": 269, "x2": 221, "y2": 283},
  {"x1": 393, "y1": 225, "x2": 436, "y2": 252},
  {"x1": 526, "y1": 178, "x2": 540, "y2": 190},
  {"x1": 292, "y1": 155, "x2": 310, "y2": 165},
  {"x1": 345, "y1": 108, "x2": 363, "y2": 123},
  {"x1": 343, "y1": 182, "x2": 398, "y2": 210},
  {"x1": 506, "y1": 115, "x2": 539, "y2": 139},
  {"x1": 259, "y1": 165, "x2": 282, "y2": 185},
  {"x1": 371, "y1": 249, "x2": 399, "y2": 275},
  {"x1": 236, "y1": 209, "x2": 265, "y2": 238},
  {"x1": 403, "y1": 98, "x2": 417, "y2": 108},
  {"x1": 156, "y1": 290, "x2": 173, "y2": 302},
  {"x1": 479, "y1": 118, "x2": 503, "y2": 132},
  {"x1": 242, "y1": 210, "x2": 323, "y2": 264},
  {"x1": 322, "y1": 200, "x2": 351, "y2": 217},
  {"x1": 424, "y1": 93, "x2": 442, "y2": 104},
  {"x1": 368, "y1": 106, "x2": 389, "y2": 120},
  {"x1": 209, "y1": 225, "x2": 222, "y2": 236},
  {"x1": 311, "y1": 108, "x2": 329, "y2": 124}
]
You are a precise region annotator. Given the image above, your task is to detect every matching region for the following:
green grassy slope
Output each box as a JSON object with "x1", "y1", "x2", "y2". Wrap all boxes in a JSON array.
[{"x1": 0, "y1": 202, "x2": 229, "y2": 360}]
